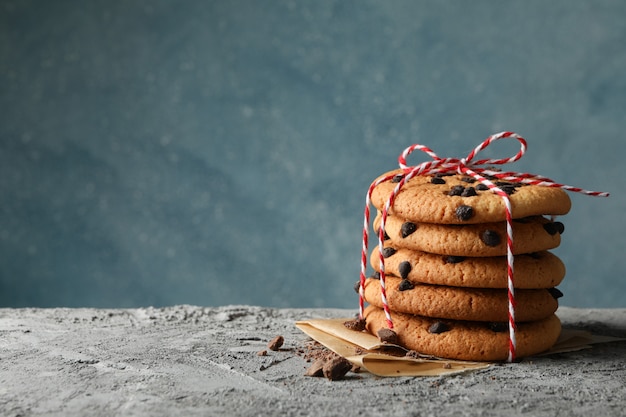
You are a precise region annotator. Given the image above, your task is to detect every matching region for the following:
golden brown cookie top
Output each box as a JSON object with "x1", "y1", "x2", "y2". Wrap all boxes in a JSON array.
[{"x1": 370, "y1": 169, "x2": 572, "y2": 224}]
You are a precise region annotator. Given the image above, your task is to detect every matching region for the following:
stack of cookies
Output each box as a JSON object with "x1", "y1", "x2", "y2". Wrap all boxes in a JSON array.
[{"x1": 360, "y1": 169, "x2": 571, "y2": 361}]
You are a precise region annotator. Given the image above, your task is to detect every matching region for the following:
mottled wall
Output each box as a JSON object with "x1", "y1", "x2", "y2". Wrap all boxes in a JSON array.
[{"x1": 1, "y1": 1, "x2": 624, "y2": 308}]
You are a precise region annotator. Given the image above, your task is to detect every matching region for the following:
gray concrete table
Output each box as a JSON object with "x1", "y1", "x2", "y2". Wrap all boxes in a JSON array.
[{"x1": 1, "y1": 306, "x2": 625, "y2": 417}]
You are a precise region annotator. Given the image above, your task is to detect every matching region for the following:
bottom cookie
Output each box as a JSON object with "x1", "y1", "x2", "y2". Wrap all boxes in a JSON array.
[{"x1": 364, "y1": 306, "x2": 561, "y2": 361}]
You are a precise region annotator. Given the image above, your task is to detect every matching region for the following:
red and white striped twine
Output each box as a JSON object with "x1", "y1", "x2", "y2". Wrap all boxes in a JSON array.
[{"x1": 358, "y1": 131, "x2": 609, "y2": 362}]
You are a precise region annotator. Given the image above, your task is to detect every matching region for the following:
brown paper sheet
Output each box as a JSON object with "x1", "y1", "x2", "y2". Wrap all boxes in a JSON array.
[{"x1": 295, "y1": 318, "x2": 625, "y2": 377}]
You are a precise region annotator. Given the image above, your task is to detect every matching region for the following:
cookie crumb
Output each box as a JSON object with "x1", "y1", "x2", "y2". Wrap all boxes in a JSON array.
[
  {"x1": 442, "y1": 362, "x2": 452, "y2": 369},
  {"x1": 257, "y1": 350, "x2": 268, "y2": 356},
  {"x1": 267, "y1": 335, "x2": 284, "y2": 351},
  {"x1": 377, "y1": 328, "x2": 398, "y2": 344}
]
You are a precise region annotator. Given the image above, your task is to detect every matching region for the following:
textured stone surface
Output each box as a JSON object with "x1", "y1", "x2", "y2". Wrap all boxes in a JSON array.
[{"x1": 1, "y1": 305, "x2": 625, "y2": 416}]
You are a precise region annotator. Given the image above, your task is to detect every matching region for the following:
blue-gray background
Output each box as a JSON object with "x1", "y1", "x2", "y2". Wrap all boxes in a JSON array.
[{"x1": 1, "y1": 1, "x2": 624, "y2": 309}]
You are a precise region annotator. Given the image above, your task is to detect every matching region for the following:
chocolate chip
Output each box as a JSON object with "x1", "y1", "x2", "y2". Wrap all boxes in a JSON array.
[
  {"x1": 322, "y1": 356, "x2": 353, "y2": 381},
  {"x1": 548, "y1": 287, "x2": 564, "y2": 299},
  {"x1": 371, "y1": 272, "x2": 381, "y2": 280},
  {"x1": 353, "y1": 281, "x2": 361, "y2": 293},
  {"x1": 428, "y1": 322, "x2": 450, "y2": 334},
  {"x1": 461, "y1": 176, "x2": 476, "y2": 183},
  {"x1": 444, "y1": 255, "x2": 465, "y2": 264},
  {"x1": 401, "y1": 222, "x2": 417, "y2": 238},
  {"x1": 481, "y1": 230, "x2": 501, "y2": 246},
  {"x1": 398, "y1": 279, "x2": 414, "y2": 291},
  {"x1": 461, "y1": 186, "x2": 477, "y2": 197},
  {"x1": 448, "y1": 185, "x2": 465, "y2": 196},
  {"x1": 343, "y1": 318, "x2": 367, "y2": 331},
  {"x1": 382, "y1": 247, "x2": 397, "y2": 258},
  {"x1": 391, "y1": 174, "x2": 404, "y2": 183},
  {"x1": 430, "y1": 176, "x2": 446, "y2": 184},
  {"x1": 500, "y1": 185, "x2": 516, "y2": 195},
  {"x1": 377, "y1": 328, "x2": 398, "y2": 344},
  {"x1": 455, "y1": 205, "x2": 474, "y2": 221},
  {"x1": 476, "y1": 183, "x2": 489, "y2": 191},
  {"x1": 488, "y1": 322, "x2": 508, "y2": 333},
  {"x1": 554, "y1": 221, "x2": 565, "y2": 234},
  {"x1": 398, "y1": 261, "x2": 412, "y2": 279},
  {"x1": 543, "y1": 222, "x2": 558, "y2": 235}
]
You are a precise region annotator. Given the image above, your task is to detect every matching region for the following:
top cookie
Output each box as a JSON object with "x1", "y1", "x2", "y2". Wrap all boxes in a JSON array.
[{"x1": 371, "y1": 169, "x2": 572, "y2": 224}]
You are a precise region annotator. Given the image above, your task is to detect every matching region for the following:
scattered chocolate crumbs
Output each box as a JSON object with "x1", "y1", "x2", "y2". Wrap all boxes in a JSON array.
[
  {"x1": 343, "y1": 318, "x2": 367, "y2": 331},
  {"x1": 455, "y1": 205, "x2": 474, "y2": 221},
  {"x1": 267, "y1": 335, "x2": 284, "y2": 351},
  {"x1": 322, "y1": 356, "x2": 353, "y2": 381},
  {"x1": 448, "y1": 185, "x2": 465, "y2": 196},
  {"x1": 391, "y1": 174, "x2": 404, "y2": 183},
  {"x1": 405, "y1": 350, "x2": 420, "y2": 359},
  {"x1": 398, "y1": 261, "x2": 412, "y2": 279},
  {"x1": 444, "y1": 255, "x2": 465, "y2": 264},
  {"x1": 398, "y1": 279, "x2": 414, "y2": 291},
  {"x1": 401, "y1": 222, "x2": 417, "y2": 238},
  {"x1": 430, "y1": 176, "x2": 446, "y2": 184},
  {"x1": 488, "y1": 322, "x2": 508, "y2": 333},
  {"x1": 428, "y1": 322, "x2": 450, "y2": 334},
  {"x1": 548, "y1": 287, "x2": 564, "y2": 299},
  {"x1": 476, "y1": 183, "x2": 489, "y2": 191},
  {"x1": 461, "y1": 186, "x2": 477, "y2": 197},
  {"x1": 257, "y1": 350, "x2": 268, "y2": 356},
  {"x1": 377, "y1": 328, "x2": 398, "y2": 344},
  {"x1": 382, "y1": 247, "x2": 397, "y2": 258},
  {"x1": 480, "y1": 230, "x2": 501, "y2": 246}
]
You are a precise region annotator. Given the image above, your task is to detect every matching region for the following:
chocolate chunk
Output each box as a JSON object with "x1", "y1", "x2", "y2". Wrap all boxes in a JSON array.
[
  {"x1": 322, "y1": 356, "x2": 353, "y2": 381},
  {"x1": 488, "y1": 322, "x2": 508, "y2": 333},
  {"x1": 401, "y1": 222, "x2": 417, "y2": 238},
  {"x1": 398, "y1": 279, "x2": 414, "y2": 291},
  {"x1": 448, "y1": 185, "x2": 465, "y2": 196},
  {"x1": 461, "y1": 176, "x2": 476, "y2": 183},
  {"x1": 428, "y1": 322, "x2": 450, "y2": 334},
  {"x1": 378, "y1": 227, "x2": 391, "y2": 240},
  {"x1": 543, "y1": 222, "x2": 558, "y2": 235},
  {"x1": 444, "y1": 255, "x2": 465, "y2": 264},
  {"x1": 304, "y1": 358, "x2": 326, "y2": 377},
  {"x1": 343, "y1": 318, "x2": 367, "y2": 331},
  {"x1": 476, "y1": 183, "x2": 489, "y2": 191},
  {"x1": 382, "y1": 247, "x2": 397, "y2": 258},
  {"x1": 377, "y1": 328, "x2": 398, "y2": 344},
  {"x1": 455, "y1": 205, "x2": 474, "y2": 221},
  {"x1": 481, "y1": 230, "x2": 501, "y2": 246},
  {"x1": 547, "y1": 287, "x2": 564, "y2": 299},
  {"x1": 371, "y1": 272, "x2": 381, "y2": 280},
  {"x1": 353, "y1": 281, "x2": 361, "y2": 293},
  {"x1": 461, "y1": 186, "x2": 477, "y2": 197},
  {"x1": 554, "y1": 221, "x2": 565, "y2": 234},
  {"x1": 430, "y1": 176, "x2": 446, "y2": 184},
  {"x1": 391, "y1": 174, "x2": 404, "y2": 183},
  {"x1": 398, "y1": 261, "x2": 412, "y2": 279},
  {"x1": 267, "y1": 335, "x2": 284, "y2": 351}
]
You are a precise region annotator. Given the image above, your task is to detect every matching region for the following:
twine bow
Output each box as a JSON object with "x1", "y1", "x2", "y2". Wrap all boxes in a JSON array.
[{"x1": 358, "y1": 131, "x2": 609, "y2": 362}]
